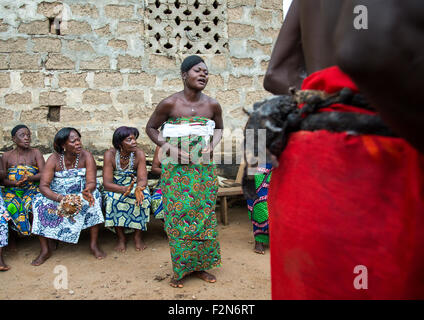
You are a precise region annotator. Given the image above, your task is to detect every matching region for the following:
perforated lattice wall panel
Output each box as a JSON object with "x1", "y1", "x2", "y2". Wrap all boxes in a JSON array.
[{"x1": 145, "y1": 0, "x2": 228, "y2": 55}]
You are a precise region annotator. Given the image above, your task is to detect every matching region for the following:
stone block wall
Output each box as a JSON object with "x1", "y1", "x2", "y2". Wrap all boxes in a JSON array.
[{"x1": 0, "y1": 0, "x2": 285, "y2": 157}]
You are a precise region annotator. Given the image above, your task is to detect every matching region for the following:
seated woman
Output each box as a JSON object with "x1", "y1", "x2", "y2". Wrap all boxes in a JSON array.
[
  {"x1": 0, "y1": 191, "x2": 9, "y2": 271},
  {"x1": 150, "y1": 146, "x2": 164, "y2": 221},
  {"x1": 31, "y1": 127, "x2": 105, "y2": 266},
  {"x1": 1, "y1": 158, "x2": 10, "y2": 271},
  {"x1": 102, "y1": 126, "x2": 151, "y2": 252},
  {"x1": 1, "y1": 125, "x2": 45, "y2": 238}
]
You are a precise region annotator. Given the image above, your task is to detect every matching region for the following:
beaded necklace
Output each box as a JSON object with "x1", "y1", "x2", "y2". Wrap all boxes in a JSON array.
[
  {"x1": 60, "y1": 152, "x2": 80, "y2": 171},
  {"x1": 116, "y1": 150, "x2": 134, "y2": 171}
]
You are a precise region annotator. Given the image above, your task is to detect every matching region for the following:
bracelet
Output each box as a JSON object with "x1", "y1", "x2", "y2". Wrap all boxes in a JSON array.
[
  {"x1": 135, "y1": 186, "x2": 146, "y2": 191},
  {"x1": 56, "y1": 194, "x2": 62, "y2": 202}
]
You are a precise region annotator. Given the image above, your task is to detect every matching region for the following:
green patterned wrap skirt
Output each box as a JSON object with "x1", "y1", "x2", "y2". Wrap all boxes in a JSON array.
[{"x1": 161, "y1": 117, "x2": 222, "y2": 280}]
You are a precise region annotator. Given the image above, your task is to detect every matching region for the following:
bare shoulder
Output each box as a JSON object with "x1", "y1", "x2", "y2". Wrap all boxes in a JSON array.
[
  {"x1": 159, "y1": 92, "x2": 179, "y2": 108},
  {"x1": 30, "y1": 147, "x2": 43, "y2": 157},
  {"x1": 103, "y1": 148, "x2": 116, "y2": 161},
  {"x1": 81, "y1": 149, "x2": 94, "y2": 161},
  {"x1": 153, "y1": 93, "x2": 180, "y2": 119},
  {"x1": 206, "y1": 95, "x2": 222, "y2": 116},
  {"x1": 2, "y1": 149, "x2": 13, "y2": 159},
  {"x1": 45, "y1": 152, "x2": 59, "y2": 165},
  {"x1": 202, "y1": 94, "x2": 220, "y2": 108},
  {"x1": 104, "y1": 148, "x2": 115, "y2": 158},
  {"x1": 135, "y1": 148, "x2": 146, "y2": 160}
]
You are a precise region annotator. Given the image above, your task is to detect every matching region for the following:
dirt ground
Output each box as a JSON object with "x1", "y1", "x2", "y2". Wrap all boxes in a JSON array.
[{"x1": 0, "y1": 203, "x2": 271, "y2": 300}]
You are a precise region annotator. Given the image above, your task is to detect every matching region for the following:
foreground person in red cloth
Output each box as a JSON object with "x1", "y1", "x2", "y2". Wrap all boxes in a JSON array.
[{"x1": 263, "y1": 0, "x2": 424, "y2": 299}]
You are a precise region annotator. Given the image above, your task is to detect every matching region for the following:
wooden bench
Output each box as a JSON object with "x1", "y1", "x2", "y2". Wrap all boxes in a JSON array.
[{"x1": 217, "y1": 163, "x2": 245, "y2": 225}]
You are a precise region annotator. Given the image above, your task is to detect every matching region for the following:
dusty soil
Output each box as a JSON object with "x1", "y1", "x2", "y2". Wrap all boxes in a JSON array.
[{"x1": 0, "y1": 204, "x2": 270, "y2": 300}]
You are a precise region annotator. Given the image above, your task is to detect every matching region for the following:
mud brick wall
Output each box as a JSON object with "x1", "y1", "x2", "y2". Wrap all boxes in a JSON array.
[{"x1": 0, "y1": 0, "x2": 286, "y2": 157}]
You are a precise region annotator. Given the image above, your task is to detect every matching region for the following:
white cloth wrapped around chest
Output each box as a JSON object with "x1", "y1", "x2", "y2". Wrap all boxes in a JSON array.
[{"x1": 162, "y1": 120, "x2": 215, "y2": 138}]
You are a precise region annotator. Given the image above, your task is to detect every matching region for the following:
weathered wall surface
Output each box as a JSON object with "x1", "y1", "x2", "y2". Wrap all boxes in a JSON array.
[{"x1": 0, "y1": 0, "x2": 285, "y2": 156}]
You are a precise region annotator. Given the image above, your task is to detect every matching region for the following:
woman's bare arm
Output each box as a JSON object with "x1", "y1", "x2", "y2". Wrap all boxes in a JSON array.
[
  {"x1": 135, "y1": 149, "x2": 148, "y2": 188},
  {"x1": 1, "y1": 152, "x2": 17, "y2": 188},
  {"x1": 83, "y1": 150, "x2": 97, "y2": 193},
  {"x1": 0, "y1": 156, "x2": 5, "y2": 181},
  {"x1": 146, "y1": 99, "x2": 173, "y2": 147},
  {"x1": 102, "y1": 150, "x2": 127, "y2": 194},
  {"x1": 39, "y1": 154, "x2": 62, "y2": 202},
  {"x1": 211, "y1": 100, "x2": 223, "y2": 150},
  {"x1": 28, "y1": 149, "x2": 45, "y2": 182},
  {"x1": 151, "y1": 146, "x2": 162, "y2": 176}
]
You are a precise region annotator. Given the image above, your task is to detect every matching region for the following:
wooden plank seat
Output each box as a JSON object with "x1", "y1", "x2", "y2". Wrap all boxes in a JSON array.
[{"x1": 217, "y1": 163, "x2": 245, "y2": 225}]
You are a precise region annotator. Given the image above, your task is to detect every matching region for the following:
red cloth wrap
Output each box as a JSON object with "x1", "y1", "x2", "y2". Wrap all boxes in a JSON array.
[{"x1": 268, "y1": 66, "x2": 424, "y2": 299}]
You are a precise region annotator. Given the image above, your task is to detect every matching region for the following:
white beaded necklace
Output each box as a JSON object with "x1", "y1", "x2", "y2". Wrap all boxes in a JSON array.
[{"x1": 60, "y1": 152, "x2": 80, "y2": 171}]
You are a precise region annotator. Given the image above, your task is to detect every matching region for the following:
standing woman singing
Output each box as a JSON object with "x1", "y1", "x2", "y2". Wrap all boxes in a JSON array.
[{"x1": 146, "y1": 55, "x2": 223, "y2": 288}]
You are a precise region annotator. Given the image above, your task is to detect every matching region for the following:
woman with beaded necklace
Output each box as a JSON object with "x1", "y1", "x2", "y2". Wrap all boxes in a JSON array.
[
  {"x1": 31, "y1": 127, "x2": 105, "y2": 266},
  {"x1": 146, "y1": 55, "x2": 223, "y2": 288},
  {"x1": 102, "y1": 126, "x2": 150, "y2": 252}
]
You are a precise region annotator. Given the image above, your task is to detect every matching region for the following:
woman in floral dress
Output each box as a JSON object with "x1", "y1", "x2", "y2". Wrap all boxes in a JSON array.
[{"x1": 31, "y1": 128, "x2": 105, "y2": 266}]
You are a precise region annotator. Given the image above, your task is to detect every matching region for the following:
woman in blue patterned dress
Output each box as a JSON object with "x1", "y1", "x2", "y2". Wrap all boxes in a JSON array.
[
  {"x1": 102, "y1": 126, "x2": 150, "y2": 252},
  {"x1": 31, "y1": 128, "x2": 106, "y2": 266},
  {"x1": 1, "y1": 158, "x2": 10, "y2": 271},
  {"x1": 0, "y1": 191, "x2": 9, "y2": 271},
  {"x1": 150, "y1": 146, "x2": 164, "y2": 221}
]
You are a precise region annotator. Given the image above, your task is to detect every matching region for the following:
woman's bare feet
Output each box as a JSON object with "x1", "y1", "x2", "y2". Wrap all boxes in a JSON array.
[
  {"x1": 90, "y1": 244, "x2": 106, "y2": 260},
  {"x1": 88, "y1": 225, "x2": 106, "y2": 259},
  {"x1": 193, "y1": 271, "x2": 216, "y2": 283},
  {"x1": 0, "y1": 264, "x2": 10, "y2": 271},
  {"x1": 254, "y1": 241, "x2": 265, "y2": 254},
  {"x1": 31, "y1": 236, "x2": 51, "y2": 266},
  {"x1": 114, "y1": 227, "x2": 126, "y2": 252},
  {"x1": 134, "y1": 231, "x2": 146, "y2": 251},
  {"x1": 115, "y1": 237, "x2": 126, "y2": 252},
  {"x1": 31, "y1": 249, "x2": 51, "y2": 266},
  {"x1": 170, "y1": 277, "x2": 184, "y2": 288},
  {"x1": 0, "y1": 251, "x2": 10, "y2": 271}
]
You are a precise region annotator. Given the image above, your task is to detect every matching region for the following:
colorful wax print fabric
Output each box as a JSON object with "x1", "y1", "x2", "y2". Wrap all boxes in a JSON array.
[
  {"x1": 162, "y1": 117, "x2": 222, "y2": 280},
  {"x1": 32, "y1": 168, "x2": 104, "y2": 244},
  {"x1": 0, "y1": 192, "x2": 8, "y2": 247},
  {"x1": 151, "y1": 184, "x2": 164, "y2": 220},
  {"x1": 103, "y1": 170, "x2": 151, "y2": 231},
  {"x1": 3, "y1": 165, "x2": 40, "y2": 235},
  {"x1": 246, "y1": 164, "x2": 272, "y2": 244}
]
